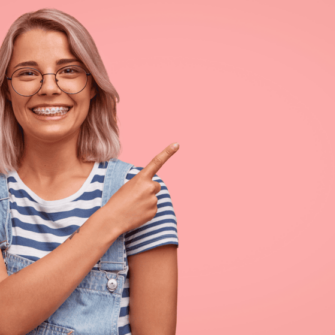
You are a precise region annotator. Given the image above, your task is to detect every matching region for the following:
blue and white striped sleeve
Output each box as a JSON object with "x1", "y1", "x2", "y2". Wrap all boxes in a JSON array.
[{"x1": 123, "y1": 166, "x2": 179, "y2": 255}]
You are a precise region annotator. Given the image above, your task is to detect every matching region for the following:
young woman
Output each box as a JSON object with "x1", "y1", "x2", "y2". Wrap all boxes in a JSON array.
[{"x1": 0, "y1": 8, "x2": 179, "y2": 335}]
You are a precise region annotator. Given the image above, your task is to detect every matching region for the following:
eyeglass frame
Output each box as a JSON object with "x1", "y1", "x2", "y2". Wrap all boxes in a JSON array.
[{"x1": 6, "y1": 65, "x2": 92, "y2": 97}]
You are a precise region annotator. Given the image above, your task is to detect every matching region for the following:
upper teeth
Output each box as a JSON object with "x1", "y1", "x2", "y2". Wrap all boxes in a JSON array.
[{"x1": 33, "y1": 107, "x2": 70, "y2": 114}]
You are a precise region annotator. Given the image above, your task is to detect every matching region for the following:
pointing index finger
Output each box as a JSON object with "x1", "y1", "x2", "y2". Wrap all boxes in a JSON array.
[{"x1": 141, "y1": 143, "x2": 179, "y2": 179}]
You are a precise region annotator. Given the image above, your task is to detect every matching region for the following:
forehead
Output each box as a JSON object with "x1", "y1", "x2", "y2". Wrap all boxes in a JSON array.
[{"x1": 9, "y1": 29, "x2": 74, "y2": 68}]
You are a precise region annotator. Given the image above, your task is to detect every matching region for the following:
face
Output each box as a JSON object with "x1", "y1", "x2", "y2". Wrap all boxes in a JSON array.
[{"x1": 6, "y1": 29, "x2": 96, "y2": 144}]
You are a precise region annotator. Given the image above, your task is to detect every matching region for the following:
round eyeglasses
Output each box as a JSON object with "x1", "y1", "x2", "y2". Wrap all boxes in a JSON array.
[{"x1": 6, "y1": 65, "x2": 91, "y2": 97}]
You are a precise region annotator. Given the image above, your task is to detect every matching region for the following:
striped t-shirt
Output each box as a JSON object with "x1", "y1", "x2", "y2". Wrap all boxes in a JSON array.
[{"x1": 5, "y1": 161, "x2": 179, "y2": 335}]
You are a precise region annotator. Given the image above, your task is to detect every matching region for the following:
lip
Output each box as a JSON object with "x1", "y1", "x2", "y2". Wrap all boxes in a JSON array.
[{"x1": 29, "y1": 105, "x2": 73, "y2": 121}]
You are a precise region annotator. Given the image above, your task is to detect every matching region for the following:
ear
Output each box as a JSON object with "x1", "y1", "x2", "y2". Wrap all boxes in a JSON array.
[{"x1": 90, "y1": 80, "x2": 97, "y2": 100}]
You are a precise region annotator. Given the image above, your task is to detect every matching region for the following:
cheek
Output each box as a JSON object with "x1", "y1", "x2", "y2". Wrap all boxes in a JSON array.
[
  {"x1": 11, "y1": 100, "x2": 27, "y2": 121},
  {"x1": 73, "y1": 92, "x2": 92, "y2": 118}
]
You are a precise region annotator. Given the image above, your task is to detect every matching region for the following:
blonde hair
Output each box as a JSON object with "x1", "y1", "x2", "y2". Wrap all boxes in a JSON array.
[{"x1": 0, "y1": 8, "x2": 121, "y2": 174}]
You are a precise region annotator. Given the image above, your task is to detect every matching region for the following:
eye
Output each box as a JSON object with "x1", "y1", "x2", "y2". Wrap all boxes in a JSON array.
[
  {"x1": 13, "y1": 69, "x2": 40, "y2": 80},
  {"x1": 60, "y1": 67, "x2": 79, "y2": 74},
  {"x1": 18, "y1": 71, "x2": 38, "y2": 77}
]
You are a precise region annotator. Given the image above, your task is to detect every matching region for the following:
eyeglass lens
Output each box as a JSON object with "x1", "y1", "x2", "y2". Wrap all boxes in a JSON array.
[{"x1": 11, "y1": 66, "x2": 88, "y2": 96}]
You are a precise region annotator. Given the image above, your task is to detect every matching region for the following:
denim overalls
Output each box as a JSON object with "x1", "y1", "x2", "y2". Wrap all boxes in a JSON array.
[{"x1": 0, "y1": 158, "x2": 133, "y2": 335}]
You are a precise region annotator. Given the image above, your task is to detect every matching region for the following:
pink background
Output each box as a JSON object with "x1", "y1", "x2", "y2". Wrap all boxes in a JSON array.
[{"x1": 2, "y1": 1, "x2": 335, "y2": 334}]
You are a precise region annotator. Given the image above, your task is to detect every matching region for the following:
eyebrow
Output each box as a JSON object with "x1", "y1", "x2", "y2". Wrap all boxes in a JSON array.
[{"x1": 14, "y1": 58, "x2": 81, "y2": 69}]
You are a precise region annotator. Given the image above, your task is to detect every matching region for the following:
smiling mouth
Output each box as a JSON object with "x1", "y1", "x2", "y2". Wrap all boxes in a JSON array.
[{"x1": 30, "y1": 106, "x2": 73, "y2": 116}]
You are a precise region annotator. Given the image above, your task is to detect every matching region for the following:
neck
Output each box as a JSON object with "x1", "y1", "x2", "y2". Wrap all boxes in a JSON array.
[{"x1": 17, "y1": 130, "x2": 92, "y2": 184}]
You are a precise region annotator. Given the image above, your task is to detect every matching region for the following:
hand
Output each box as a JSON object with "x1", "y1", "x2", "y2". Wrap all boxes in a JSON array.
[{"x1": 103, "y1": 143, "x2": 179, "y2": 235}]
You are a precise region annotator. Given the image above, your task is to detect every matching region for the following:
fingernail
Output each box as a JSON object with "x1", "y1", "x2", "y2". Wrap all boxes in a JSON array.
[{"x1": 172, "y1": 143, "x2": 179, "y2": 150}]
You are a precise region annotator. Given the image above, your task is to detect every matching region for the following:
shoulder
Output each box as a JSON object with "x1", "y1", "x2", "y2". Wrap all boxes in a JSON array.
[
  {"x1": 123, "y1": 165, "x2": 178, "y2": 256},
  {"x1": 124, "y1": 166, "x2": 144, "y2": 180},
  {"x1": 123, "y1": 165, "x2": 166, "y2": 186},
  {"x1": 104, "y1": 159, "x2": 166, "y2": 186}
]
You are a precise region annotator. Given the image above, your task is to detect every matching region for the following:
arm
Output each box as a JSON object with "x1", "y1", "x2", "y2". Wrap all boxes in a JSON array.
[
  {"x1": 124, "y1": 167, "x2": 179, "y2": 335},
  {"x1": 0, "y1": 207, "x2": 120, "y2": 335},
  {"x1": 128, "y1": 245, "x2": 178, "y2": 335}
]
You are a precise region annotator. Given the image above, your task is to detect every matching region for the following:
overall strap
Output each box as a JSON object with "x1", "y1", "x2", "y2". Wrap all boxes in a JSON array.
[
  {"x1": 0, "y1": 173, "x2": 11, "y2": 251},
  {"x1": 99, "y1": 158, "x2": 134, "y2": 271}
]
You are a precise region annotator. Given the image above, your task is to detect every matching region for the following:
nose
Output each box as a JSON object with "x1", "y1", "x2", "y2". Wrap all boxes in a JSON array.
[{"x1": 37, "y1": 74, "x2": 62, "y2": 96}]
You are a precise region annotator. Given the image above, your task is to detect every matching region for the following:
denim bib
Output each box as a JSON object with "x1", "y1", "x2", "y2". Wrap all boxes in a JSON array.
[{"x1": 0, "y1": 158, "x2": 133, "y2": 335}]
